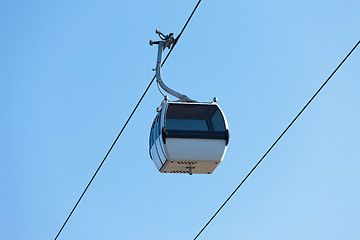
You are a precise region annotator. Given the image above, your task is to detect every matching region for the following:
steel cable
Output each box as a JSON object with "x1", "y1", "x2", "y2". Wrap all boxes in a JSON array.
[
  {"x1": 194, "y1": 40, "x2": 360, "y2": 240},
  {"x1": 53, "y1": 1, "x2": 203, "y2": 239}
]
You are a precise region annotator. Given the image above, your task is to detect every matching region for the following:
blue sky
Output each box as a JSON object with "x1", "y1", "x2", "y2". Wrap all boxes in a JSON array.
[{"x1": 1, "y1": 1, "x2": 359, "y2": 239}]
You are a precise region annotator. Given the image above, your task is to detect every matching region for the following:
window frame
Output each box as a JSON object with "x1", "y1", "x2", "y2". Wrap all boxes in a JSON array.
[{"x1": 164, "y1": 103, "x2": 227, "y2": 140}]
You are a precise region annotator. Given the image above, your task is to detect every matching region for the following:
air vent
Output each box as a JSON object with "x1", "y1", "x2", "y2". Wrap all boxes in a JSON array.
[
  {"x1": 177, "y1": 161, "x2": 197, "y2": 165},
  {"x1": 170, "y1": 170, "x2": 189, "y2": 173}
]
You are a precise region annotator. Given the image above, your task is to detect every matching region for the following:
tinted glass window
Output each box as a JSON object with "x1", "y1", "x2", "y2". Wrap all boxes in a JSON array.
[
  {"x1": 167, "y1": 119, "x2": 209, "y2": 131},
  {"x1": 158, "y1": 113, "x2": 162, "y2": 136},
  {"x1": 155, "y1": 117, "x2": 159, "y2": 140},
  {"x1": 165, "y1": 104, "x2": 225, "y2": 132},
  {"x1": 150, "y1": 120, "x2": 155, "y2": 147},
  {"x1": 150, "y1": 128, "x2": 153, "y2": 146},
  {"x1": 210, "y1": 109, "x2": 226, "y2": 131}
]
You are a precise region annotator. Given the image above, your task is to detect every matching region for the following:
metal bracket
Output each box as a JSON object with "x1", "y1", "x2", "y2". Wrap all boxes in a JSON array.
[
  {"x1": 186, "y1": 165, "x2": 195, "y2": 175},
  {"x1": 156, "y1": 95, "x2": 169, "y2": 112}
]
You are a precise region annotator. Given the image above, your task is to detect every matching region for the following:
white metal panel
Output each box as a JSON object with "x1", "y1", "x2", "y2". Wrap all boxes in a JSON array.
[{"x1": 164, "y1": 138, "x2": 227, "y2": 162}]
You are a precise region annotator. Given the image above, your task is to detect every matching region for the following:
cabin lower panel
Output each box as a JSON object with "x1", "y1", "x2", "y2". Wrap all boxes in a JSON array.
[
  {"x1": 160, "y1": 138, "x2": 227, "y2": 174},
  {"x1": 160, "y1": 160, "x2": 220, "y2": 174}
]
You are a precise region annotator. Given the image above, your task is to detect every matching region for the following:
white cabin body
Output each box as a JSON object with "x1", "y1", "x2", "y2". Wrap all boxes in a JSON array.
[{"x1": 149, "y1": 101, "x2": 229, "y2": 174}]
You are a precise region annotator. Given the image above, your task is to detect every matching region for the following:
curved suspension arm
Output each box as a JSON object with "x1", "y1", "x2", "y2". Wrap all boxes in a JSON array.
[{"x1": 155, "y1": 41, "x2": 192, "y2": 101}]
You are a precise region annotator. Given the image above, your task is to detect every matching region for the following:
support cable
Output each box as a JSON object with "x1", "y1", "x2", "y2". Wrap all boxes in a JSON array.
[
  {"x1": 53, "y1": 1, "x2": 203, "y2": 239},
  {"x1": 194, "y1": 40, "x2": 360, "y2": 240}
]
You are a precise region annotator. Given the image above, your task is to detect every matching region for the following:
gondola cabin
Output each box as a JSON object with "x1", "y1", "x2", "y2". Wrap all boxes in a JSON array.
[{"x1": 149, "y1": 100, "x2": 229, "y2": 174}]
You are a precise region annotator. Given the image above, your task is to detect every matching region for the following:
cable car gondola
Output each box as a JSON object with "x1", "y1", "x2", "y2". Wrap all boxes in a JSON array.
[{"x1": 149, "y1": 30, "x2": 229, "y2": 174}]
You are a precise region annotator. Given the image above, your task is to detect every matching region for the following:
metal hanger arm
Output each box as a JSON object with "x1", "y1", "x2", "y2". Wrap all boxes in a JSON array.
[{"x1": 150, "y1": 30, "x2": 194, "y2": 102}]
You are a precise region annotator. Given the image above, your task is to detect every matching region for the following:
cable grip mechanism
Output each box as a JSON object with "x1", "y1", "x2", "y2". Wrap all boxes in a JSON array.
[{"x1": 149, "y1": 29, "x2": 175, "y2": 50}]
